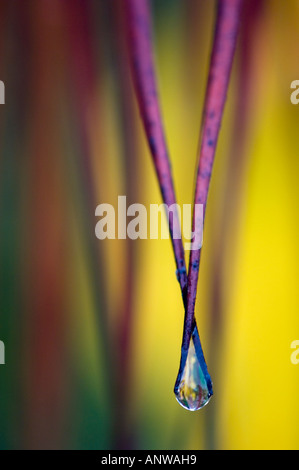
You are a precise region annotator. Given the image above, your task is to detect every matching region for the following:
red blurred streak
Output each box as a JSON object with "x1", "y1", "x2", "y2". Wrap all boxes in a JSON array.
[
  {"x1": 0, "y1": 2, "x2": 9, "y2": 60},
  {"x1": 24, "y1": 0, "x2": 68, "y2": 449},
  {"x1": 63, "y1": 0, "x2": 100, "y2": 217},
  {"x1": 0, "y1": 2, "x2": 11, "y2": 147},
  {"x1": 109, "y1": 0, "x2": 138, "y2": 448},
  {"x1": 63, "y1": 0, "x2": 112, "y2": 372}
]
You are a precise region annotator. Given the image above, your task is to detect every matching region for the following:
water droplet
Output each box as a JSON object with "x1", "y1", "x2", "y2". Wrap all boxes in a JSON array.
[{"x1": 174, "y1": 338, "x2": 212, "y2": 411}]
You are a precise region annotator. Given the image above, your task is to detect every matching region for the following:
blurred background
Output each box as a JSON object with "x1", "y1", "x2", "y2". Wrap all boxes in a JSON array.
[{"x1": 0, "y1": 0, "x2": 299, "y2": 450}]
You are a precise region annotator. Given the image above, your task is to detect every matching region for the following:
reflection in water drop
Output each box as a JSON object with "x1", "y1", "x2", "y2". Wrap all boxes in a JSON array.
[{"x1": 174, "y1": 339, "x2": 212, "y2": 411}]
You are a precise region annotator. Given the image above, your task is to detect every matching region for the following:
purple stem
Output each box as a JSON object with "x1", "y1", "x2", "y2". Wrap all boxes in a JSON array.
[
  {"x1": 124, "y1": 0, "x2": 187, "y2": 290},
  {"x1": 124, "y1": 0, "x2": 210, "y2": 390},
  {"x1": 181, "y1": 0, "x2": 243, "y2": 357}
]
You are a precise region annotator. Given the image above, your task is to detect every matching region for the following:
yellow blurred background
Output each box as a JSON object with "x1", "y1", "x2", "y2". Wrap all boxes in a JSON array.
[{"x1": 0, "y1": 0, "x2": 298, "y2": 450}]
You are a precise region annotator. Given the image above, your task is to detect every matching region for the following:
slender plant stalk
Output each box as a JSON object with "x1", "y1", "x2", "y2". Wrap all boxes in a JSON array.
[
  {"x1": 125, "y1": 0, "x2": 242, "y2": 401},
  {"x1": 207, "y1": 0, "x2": 261, "y2": 447},
  {"x1": 180, "y1": 0, "x2": 243, "y2": 364},
  {"x1": 124, "y1": 0, "x2": 204, "y2": 350},
  {"x1": 124, "y1": 0, "x2": 187, "y2": 288}
]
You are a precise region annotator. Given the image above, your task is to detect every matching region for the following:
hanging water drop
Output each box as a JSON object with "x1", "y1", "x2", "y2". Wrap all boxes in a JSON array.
[{"x1": 174, "y1": 338, "x2": 212, "y2": 411}]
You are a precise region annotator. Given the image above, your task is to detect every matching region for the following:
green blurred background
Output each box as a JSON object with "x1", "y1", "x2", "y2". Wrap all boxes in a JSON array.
[{"x1": 0, "y1": 0, "x2": 299, "y2": 450}]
